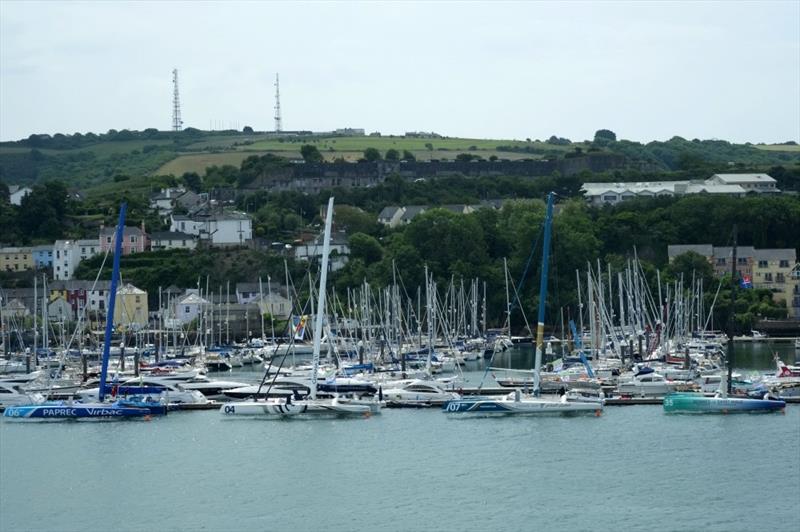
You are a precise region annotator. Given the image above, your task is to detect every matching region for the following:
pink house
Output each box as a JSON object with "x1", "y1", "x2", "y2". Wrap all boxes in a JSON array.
[{"x1": 99, "y1": 222, "x2": 149, "y2": 255}]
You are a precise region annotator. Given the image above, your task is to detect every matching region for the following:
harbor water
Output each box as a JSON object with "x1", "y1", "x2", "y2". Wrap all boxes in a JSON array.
[{"x1": 1, "y1": 344, "x2": 799, "y2": 532}]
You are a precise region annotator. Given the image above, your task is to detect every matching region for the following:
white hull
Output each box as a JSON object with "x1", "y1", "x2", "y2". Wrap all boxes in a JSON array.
[
  {"x1": 444, "y1": 393, "x2": 603, "y2": 415},
  {"x1": 220, "y1": 396, "x2": 381, "y2": 417}
]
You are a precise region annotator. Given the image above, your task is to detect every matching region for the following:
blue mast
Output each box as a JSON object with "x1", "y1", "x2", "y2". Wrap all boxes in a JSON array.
[
  {"x1": 98, "y1": 203, "x2": 127, "y2": 403},
  {"x1": 533, "y1": 192, "x2": 554, "y2": 394}
]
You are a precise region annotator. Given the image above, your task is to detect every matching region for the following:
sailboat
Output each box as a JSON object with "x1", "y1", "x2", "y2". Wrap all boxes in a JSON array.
[
  {"x1": 4, "y1": 203, "x2": 154, "y2": 420},
  {"x1": 220, "y1": 197, "x2": 382, "y2": 417},
  {"x1": 442, "y1": 192, "x2": 602, "y2": 415},
  {"x1": 663, "y1": 226, "x2": 785, "y2": 414}
]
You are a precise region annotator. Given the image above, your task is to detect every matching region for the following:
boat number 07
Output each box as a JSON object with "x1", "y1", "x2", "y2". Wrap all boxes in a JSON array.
[
  {"x1": 224, "y1": 405, "x2": 235, "y2": 414},
  {"x1": 446, "y1": 402, "x2": 461, "y2": 412}
]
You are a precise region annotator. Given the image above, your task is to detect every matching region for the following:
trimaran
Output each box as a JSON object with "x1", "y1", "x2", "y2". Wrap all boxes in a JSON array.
[
  {"x1": 220, "y1": 197, "x2": 382, "y2": 417},
  {"x1": 442, "y1": 192, "x2": 602, "y2": 415}
]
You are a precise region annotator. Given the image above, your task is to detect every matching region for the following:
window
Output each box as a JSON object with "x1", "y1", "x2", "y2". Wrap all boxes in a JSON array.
[
  {"x1": 737, "y1": 257, "x2": 747, "y2": 265},
  {"x1": 135, "y1": 296, "x2": 141, "y2": 303},
  {"x1": 81, "y1": 247, "x2": 86, "y2": 254},
  {"x1": 185, "y1": 306, "x2": 190, "y2": 313},
  {"x1": 780, "y1": 260, "x2": 790, "y2": 268},
  {"x1": 777, "y1": 273, "x2": 785, "y2": 283},
  {"x1": 106, "y1": 236, "x2": 112, "y2": 244},
  {"x1": 716, "y1": 258, "x2": 726, "y2": 265},
  {"x1": 130, "y1": 236, "x2": 136, "y2": 243},
  {"x1": 758, "y1": 260, "x2": 768, "y2": 268},
  {"x1": 602, "y1": 195, "x2": 617, "y2": 202},
  {"x1": 764, "y1": 273, "x2": 773, "y2": 282}
]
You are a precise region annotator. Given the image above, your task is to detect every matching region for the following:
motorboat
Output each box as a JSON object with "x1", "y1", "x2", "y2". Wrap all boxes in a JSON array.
[
  {"x1": 381, "y1": 379, "x2": 462, "y2": 406},
  {"x1": 76, "y1": 376, "x2": 208, "y2": 405},
  {"x1": 616, "y1": 367, "x2": 677, "y2": 397},
  {"x1": 0, "y1": 382, "x2": 46, "y2": 408},
  {"x1": 443, "y1": 390, "x2": 602, "y2": 415},
  {"x1": 180, "y1": 376, "x2": 251, "y2": 400}
]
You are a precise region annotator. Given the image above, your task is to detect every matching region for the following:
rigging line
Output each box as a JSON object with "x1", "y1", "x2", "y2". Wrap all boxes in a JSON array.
[{"x1": 509, "y1": 218, "x2": 544, "y2": 313}]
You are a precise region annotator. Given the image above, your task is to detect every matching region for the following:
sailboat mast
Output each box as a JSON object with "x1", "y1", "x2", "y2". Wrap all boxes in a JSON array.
[
  {"x1": 725, "y1": 225, "x2": 738, "y2": 396},
  {"x1": 99, "y1": 203, "x2": 127, "y2": 403},
  {"x1": 310, "y1": 197, "x2": 335, "y2": 401},
  {"x1": 533, "y1": 192, "x2": 555, "y2": 395}
]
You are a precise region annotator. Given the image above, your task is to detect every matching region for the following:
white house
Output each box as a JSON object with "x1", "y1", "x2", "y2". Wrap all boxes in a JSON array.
[
  {"x1": 53, "y1": 239, "x2": 101, "y2": 280},
  {"x1": 170, "y1": 212, "x2": 252, "y2": 246},
  {"x1": 235, "y1": 282, "x2": 292, "y2": 319},
  {"x1": 172, "y1": 292, "x2": 210, "y2": 325},
  {"x1": 294, "y1": 231, "x2": 350, "y2": 271},
  {"x1": 378, "y1": 206, "x2": 405, "y2": 228},
  {"x1": 581, "y1": 178, "x2": 754, "y2": 206},
  {"x1": 150, "y1": 231, "x2": 197, "y2": 251},
  {"x1": 9, "y1": 185, "x2": 32, "y2": 206},
  {"x1": 707, "y1": 173, "x2": 779, "y2": 193}
]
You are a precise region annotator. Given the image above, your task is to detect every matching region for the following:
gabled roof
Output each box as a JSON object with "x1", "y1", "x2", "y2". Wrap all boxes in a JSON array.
[
  {"x1": 400, "y1": 205, "x2": 426, "y2": 221},
  {"x1": 713, "y1": 246, "x2": 756, "y2": 259},
  {"x1": 151, "y1": 231, "x2": 195, "y2": 241},
  {"x1": 378, "y1": 206, "x2": 403, "y2": 219},
  {"x1": 667, "y1": 244, "x2": 714, "y2": 258},
  {"x1": 711, "y1": 173, "x2": 776, "y2": 184},
  {"x1": 754, "y1": 249, "x2": 797, "y2": 262}
]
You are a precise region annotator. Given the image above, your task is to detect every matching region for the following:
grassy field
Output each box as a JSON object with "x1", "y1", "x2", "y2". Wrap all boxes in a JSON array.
[
  {"x1": 241, "y1": 135, "x2": 569, "y2": 152},
  {"x1": 754, "y1": 144, "x2": 800, "y2": 152},
  {"x1": 0, "y1": 139, "x2": 174, "y2": 157},
  {"x1": 156, "y1": 151, "x2": 272, "y2": 175}
]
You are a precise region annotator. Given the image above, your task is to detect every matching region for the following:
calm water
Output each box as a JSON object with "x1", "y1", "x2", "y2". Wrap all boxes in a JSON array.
[{"x1": 1, "y1": 344, "x2": 799, "y2": 532}]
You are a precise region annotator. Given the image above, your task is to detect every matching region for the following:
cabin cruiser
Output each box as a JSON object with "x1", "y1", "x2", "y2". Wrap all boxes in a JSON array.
[
  {"x1": 616, "y1": 367, "x2": 677, "y2": 397},
  {"x1": 76, "y1": 376, "x2": 208, "y2": 404},
  {"x1": 180, "y1": 376, "x2": 251, "y2": 400},
  {"x1": 381, "y1": 379, "x2": 462, "y2": 406},
  {"x1": 0, "y1": 382, "x2": 46, "y2": 408}
]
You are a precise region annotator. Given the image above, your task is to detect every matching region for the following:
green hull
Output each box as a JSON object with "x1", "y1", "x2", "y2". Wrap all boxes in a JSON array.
[{"x1": 663, "y1": 392, "x2": 785, "y2": 414}]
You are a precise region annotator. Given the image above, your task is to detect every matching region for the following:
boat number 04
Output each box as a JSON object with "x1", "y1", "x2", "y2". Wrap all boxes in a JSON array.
[{"x1": 224, "y1": 405, "x2": 235, "y2": 414}]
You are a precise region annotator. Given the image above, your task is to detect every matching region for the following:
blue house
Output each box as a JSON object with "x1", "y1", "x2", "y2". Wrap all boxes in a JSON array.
[{"x1": 32, "y1": 244, "x2": 54, "y2": 269}]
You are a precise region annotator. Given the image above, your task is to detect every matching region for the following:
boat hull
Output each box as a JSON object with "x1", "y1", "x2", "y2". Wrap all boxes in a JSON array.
[
  {"x1": 663, "y1": 393, "x2": 786, "y2": 414},
  {"x1": 220, "y1": 398, "x2": 381, "y2": 417},
  {"x1": 442, "y1": 396, "x2": 602, "y2": 415},
  {"x1": 3, "y1": 402, "x2": 152, "y2": 419}
]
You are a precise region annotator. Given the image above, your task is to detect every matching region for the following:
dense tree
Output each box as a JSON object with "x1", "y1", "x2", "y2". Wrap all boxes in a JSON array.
[
  {"x1": 363, "y1": 148, "x2": 381, "y2": 162},
  {"x1": 181, "y1": 172, "x2": 202, "y2": 192},
  {"x1": 300, "y1": 144, "x2": 324, "y2": 163},
  {"x1": 594, "y1": 129, "x2": 617, "y2": 143},
  {"x1": 385, "y1": 149, "x2": 400, "y2": 162},
  {"x1": 402, "y1": 150, "x2": 416, "y2": 161},
  {"x1": 349, "y1": 233, "x2": 383, "y2": 265}
]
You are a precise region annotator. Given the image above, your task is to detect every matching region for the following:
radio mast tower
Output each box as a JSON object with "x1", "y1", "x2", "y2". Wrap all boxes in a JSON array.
[
  {"x1": 172, "y1": 68, "x2": 183, "y2": 131},
  {"x1": 274, "y1": 73, "x2": 282, "y2": 133}
]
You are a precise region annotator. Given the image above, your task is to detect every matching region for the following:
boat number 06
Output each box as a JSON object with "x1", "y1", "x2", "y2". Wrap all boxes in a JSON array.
[
  {"x1": 224, "y1": 405, "x2": 235, "y2": 414},
  {"x1": 446, "y1": 402, "x2": 461, "y2": 412}
]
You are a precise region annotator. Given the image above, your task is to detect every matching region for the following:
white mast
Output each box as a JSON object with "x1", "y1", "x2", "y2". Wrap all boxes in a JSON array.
[{"x1": 310, "y1": 197, "x2": 334, "y2": 401}]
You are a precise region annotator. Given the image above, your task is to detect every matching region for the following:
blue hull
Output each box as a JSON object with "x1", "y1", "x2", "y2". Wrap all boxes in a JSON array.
[
  {"x1": 3, "y1": 402, "x2": 152, "y2": 420},
  {"x1": 663, "y1": 393, "x2": 786, "y2": 414}
]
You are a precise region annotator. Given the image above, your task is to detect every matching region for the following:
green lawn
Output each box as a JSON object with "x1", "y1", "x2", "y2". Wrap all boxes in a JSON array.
[
  {"x1": 754, "y1": 144, "x2": 800, "y2": 152},
  {"x1": 156, "y1": 151, "x2": 273, "y2": 176}
]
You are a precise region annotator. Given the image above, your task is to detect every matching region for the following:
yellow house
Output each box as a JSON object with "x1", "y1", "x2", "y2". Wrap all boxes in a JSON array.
[
  {"x1": 752, "y1": 249, "x2": 797, "y2": 312},
  {"x1": 0, "y1": 247, "x2": 34, "y2": 272},
  {"x1": 113, "y1": 283, "x2": 148, "y2": 330}
]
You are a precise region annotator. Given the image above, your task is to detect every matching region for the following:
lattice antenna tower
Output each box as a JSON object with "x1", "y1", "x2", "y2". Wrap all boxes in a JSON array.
[
  {"x1": 274, "y1": 73, "x2": 282, "y2": 133},
  {"x1": 172, "y1": 68, "x2": 183, "y2": 131}
]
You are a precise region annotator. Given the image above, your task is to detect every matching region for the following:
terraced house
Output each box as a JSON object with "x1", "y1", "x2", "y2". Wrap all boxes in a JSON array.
[{"x1": 0, "y1": 246, "x2": 33, "y2": 271}]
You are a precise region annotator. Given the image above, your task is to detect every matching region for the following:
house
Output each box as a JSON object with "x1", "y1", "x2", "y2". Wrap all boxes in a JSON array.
[
  {"x1": 150, "y1": 187, "x2": 207, "y2": 216},
  {"x1": 100, "y1": 224, "x2": 148, "y2": 255},
  {"x1": 790, "y1": 264, "x2": 800, "y2": 319},
  {"x1": 377, "y1": 206, "x2": 405, "y2": 228},
  {"x1": 668, "y1": 244, "x2": 798, "y2": 314},
  {"x1": 47, "y1": 296, "x2": 74, "y2": 323},
  {"x1": 582, "y1": 180, "x2": 746, "y2": 205},
  {"x1": 441, "y1": 204, "x2": 474, "y2": 215},
  {"x1": 0, "y1": 247, "x2": 34, "y2": 272},
  {"x1": 707, "y1": 174, "x2": 779, "y2": 193},
  {"x1": 150, "y1": 231, "x2": 197, "y2": 251},
  {"x1": 172, "y1": 292, "x2": 210, "y2": 325},
  {"x1": 169, "y1": 212, "x2": 253, "y2": 246},
  {"x1": 399, "y1": 205, "x2": 427, "y2": 224},
  {"x1": 753, "y1": 249, "x2": 797, "y2": 311},
  {"x1": 50, "y1": 280, "x2": 111, "y2": 317},
  {"x1": 294, "y1": 231, "x2": 350, "y2": 271},
  {"x1": 113, "y1": 283, "x2": 148, "y2": 329},
  {"x1": 32, "y1": 245, "x2": 54, "y2": 269},
  {"x1": 8, "y1": 185, "x2": 32, "y2": 206},
  {"x1": 53, "y1": 239, "x2": 101, "y2": 280},
  {"x1": 0, "y1": 298, "x2": 29, "y2": 320},
  {"x1": 235, "y1": 282, "x2": 291, "y2": 319}
]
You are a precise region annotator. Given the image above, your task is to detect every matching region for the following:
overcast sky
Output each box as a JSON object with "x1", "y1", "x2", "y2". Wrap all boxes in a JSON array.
[{"x1": 1, "y1": 1, "x2": 798, "y2": 143}]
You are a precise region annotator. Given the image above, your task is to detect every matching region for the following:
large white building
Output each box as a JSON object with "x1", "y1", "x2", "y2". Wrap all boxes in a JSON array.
[
  {"x1": 294, "y1": 231, "x2": 350, "y2": 271},
  {"x1": 53, "y1": 239, "x2": 101, "y2": 280},
  {"x1": 582, "y1": 174, "x2": 780, "y2": 206},
  {"x1": 170, "y1": 212, "x2": 252, "y2": 246}
]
